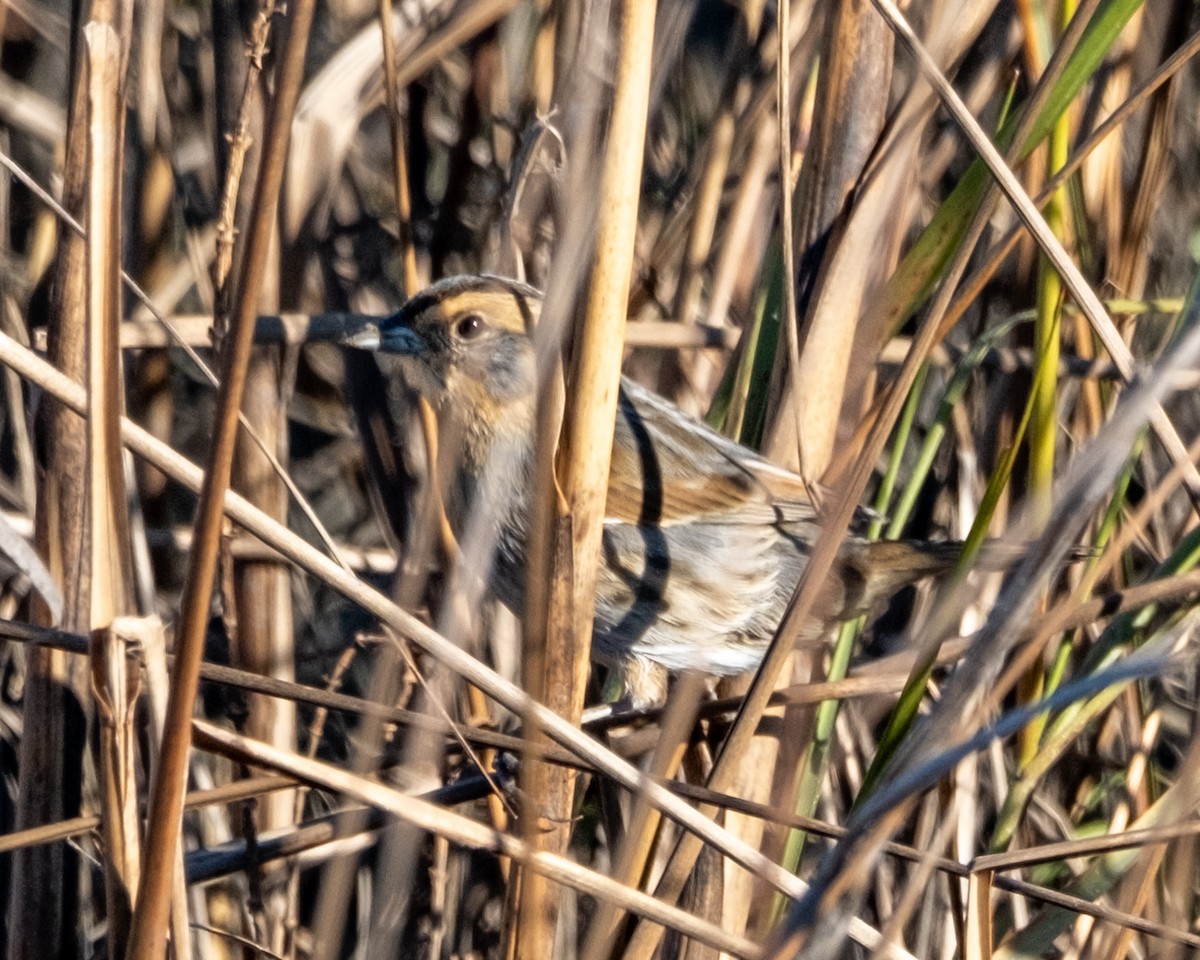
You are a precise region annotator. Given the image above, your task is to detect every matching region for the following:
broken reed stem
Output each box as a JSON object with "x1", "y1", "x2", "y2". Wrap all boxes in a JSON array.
[{"x1": 84, "y1": 20, "x2": 139, "y2": 960}]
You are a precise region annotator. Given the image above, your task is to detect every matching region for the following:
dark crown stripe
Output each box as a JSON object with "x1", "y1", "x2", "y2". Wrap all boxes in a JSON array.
[
  {"x1": 390, "y1": 291, "x2": 441, "y2": 325},
  {"x1": 393, "y1": 275, "x2": 540, "y2": 320}
]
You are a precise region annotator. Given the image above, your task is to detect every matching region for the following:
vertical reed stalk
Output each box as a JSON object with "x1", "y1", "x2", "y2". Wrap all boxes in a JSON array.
[
  {"x1": 515, "y1": 1, "x2": 657, "y2": 955},
  {"x1": 1019, "y1": 0, "x2": 1073, "y2": 767},
  {"x1": 84, "y1": 19, "x2": 137, "y2": 957}
]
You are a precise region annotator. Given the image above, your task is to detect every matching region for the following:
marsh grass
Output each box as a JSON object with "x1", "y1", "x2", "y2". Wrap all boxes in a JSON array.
[{"x1": 2, "y1": 1, "x2": 1200, "y2": 958}]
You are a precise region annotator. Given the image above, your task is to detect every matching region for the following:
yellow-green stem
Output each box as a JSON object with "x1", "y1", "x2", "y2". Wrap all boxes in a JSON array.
[{"x1": 1021, "y1": 0, "x2": 1073, "y2": 767}]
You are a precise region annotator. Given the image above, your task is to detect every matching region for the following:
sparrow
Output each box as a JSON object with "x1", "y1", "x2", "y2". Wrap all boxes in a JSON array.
[{"x1": 342, "y1": 274, "x2": 963, "y2": 698}]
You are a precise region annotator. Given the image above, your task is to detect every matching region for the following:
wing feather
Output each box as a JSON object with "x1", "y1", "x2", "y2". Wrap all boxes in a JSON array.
[{"x1": 605, "y1": 378, "x2": 819, "y2": 527}]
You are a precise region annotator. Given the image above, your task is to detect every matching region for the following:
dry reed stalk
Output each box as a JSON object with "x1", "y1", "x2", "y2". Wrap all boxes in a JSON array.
[
  {"x1": 211, "y1": 0, "x2": 274, "y2": 308},
  {"x1": 378, "y1": 0, "x2": 419, "y2": 295},
  {"x1": 84, "y1": 22, "x2": 138, "y2": 956},
  {"x1": 515, "y1": 0, "x2": 658, "y2": 952},
  {"x1": 230, "y1": 349, "x2": 296, "y2": 812},
  {"x1": 529, "y1": 0, "x2": 554, "y2": 110},
  {"x1": 738, "y1": 0, "x2": 892, "y2": 943},
  {"x1": 965, "y1": 869, "x2": 994, "y2": 960},
  {"x1": 79, "y1": 312, "x2": 744, "y2": 350},
  {"x1": 704, "y1": 114, "x2": 776, "y2": 329},
  {"x1": 155, "y1": 524, "x2": 395, "y2": 571},
  {"x1": 213, "y1": 14, "x2": 298, "y2": 940},
  {"x1": 0, "y1": 299, "x2": 36, "y2": 514},
  {"x1": 0, "y1": 75, "x2": 66, "y2": 145},
  {"x1": 82, "y1": 18, "x2": 129, "y2": 630},
  {"x1": 1107, "y1": 9, "x2": 1184, "y2": 301},
  {"x1": 132, "y1": 0, "x2": 164, "y2": 152},
  {"x1": 580, "y1": 673, "x2": 706, "y2": 960},
  {"x1": 974, "y1": 814, "x2": 1200, "y2": 881},
  {"x1": 11, "y1": 0, "x2": 130, "y2": 953},
  {"x1": 230, "y1": 352, "x2": 297, "y2": 951},
  {"x1": 210, "y1": 4, "x2": 299, "y2": 902},
  {"x1": 89, "y1": 626, "x2": 141, "y2": 958},
  {"x1": 768, "y1": 0, "x2": 893, "y2": 479},
  {"x1": 673, "y1": 111, "x2": 733, "y2": 328},
  {"x1": 7, "y1": 142, "x2": 77, "y2": 960},
  {"x1": 125, "y1": 0, "x2": 317, "y2": 948},
  {"x1": 121, "y1": 615, "x2": 192, "y2": 959},
  {"x1": 0, "y1": 773, "x2": 294, "y2": 854},
  {"x1": 658, "y1": 108, "x2": 736, "y2": 420}
]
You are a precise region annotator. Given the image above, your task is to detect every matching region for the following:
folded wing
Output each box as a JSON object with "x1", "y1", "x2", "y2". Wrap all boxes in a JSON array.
[{"x1": 605, "y1": 378, "x2": 821, "y2": 528}]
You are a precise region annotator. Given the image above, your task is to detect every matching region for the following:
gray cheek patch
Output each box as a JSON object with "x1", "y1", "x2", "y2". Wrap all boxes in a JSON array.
[{"x1": 482, "y1": 335, "x2": 535, "y2": 401}]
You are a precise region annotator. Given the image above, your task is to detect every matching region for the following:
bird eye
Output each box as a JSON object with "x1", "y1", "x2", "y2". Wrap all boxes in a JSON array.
[{"x1": 454, "y1": 314, "x2": 488, "y2": 340}]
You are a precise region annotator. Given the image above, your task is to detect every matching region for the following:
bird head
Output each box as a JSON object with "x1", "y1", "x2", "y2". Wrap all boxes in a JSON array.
[{"x1": 342, "y1": 275, "x2": 541, "y2": 430}]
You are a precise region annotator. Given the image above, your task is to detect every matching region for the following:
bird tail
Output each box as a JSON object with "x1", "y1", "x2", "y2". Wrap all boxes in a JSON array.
[
  {"x1": 835, "y1": 539, "x2": 962, "y2": 619},
  {"x1": 835, "y1": 538, "x2": 1092, "y2": 620}
]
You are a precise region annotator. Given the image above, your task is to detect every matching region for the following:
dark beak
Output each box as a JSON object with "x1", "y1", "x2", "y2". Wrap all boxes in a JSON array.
[{"x1": 340, "y1": 319, "x2": 426, "y2": 355}]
